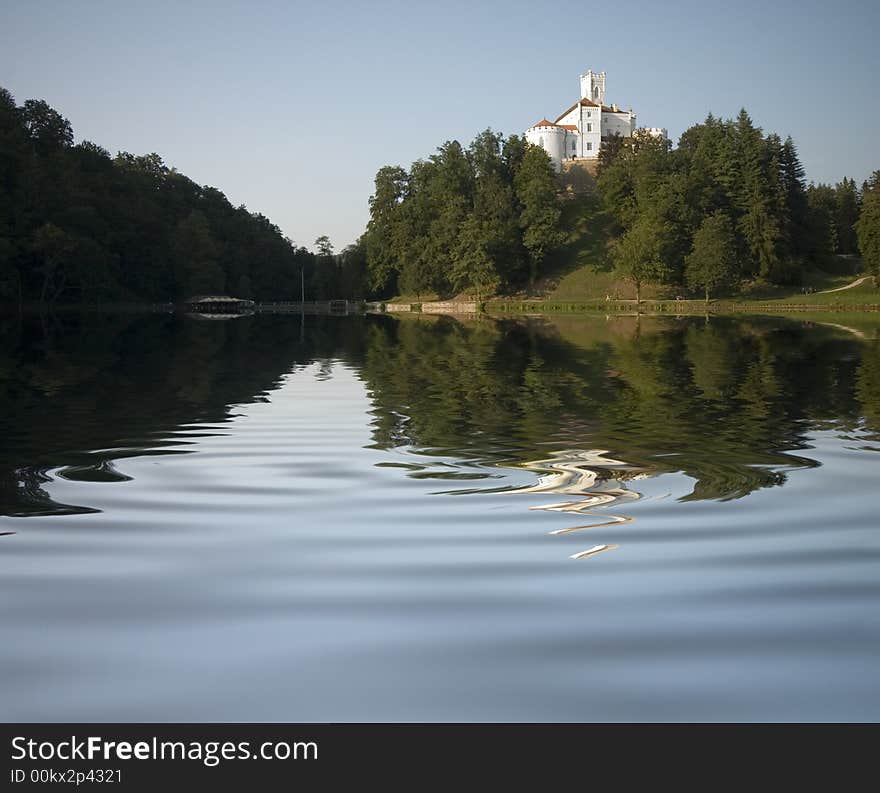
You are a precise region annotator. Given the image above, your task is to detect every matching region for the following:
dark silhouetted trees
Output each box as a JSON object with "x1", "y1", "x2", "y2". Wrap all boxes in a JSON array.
[{"x1": 0, "y1": 86, "x2": 325, "y2": 306}]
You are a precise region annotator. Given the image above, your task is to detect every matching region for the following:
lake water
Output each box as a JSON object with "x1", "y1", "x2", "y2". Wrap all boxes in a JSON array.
[{"x1": 1, "y1": 310, "x2": 879, "y2": 721}]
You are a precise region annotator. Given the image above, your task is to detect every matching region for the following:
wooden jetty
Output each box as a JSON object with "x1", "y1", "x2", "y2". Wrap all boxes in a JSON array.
[{"x1": 182, "y1": 295, "x2": 255, "y2": 315}]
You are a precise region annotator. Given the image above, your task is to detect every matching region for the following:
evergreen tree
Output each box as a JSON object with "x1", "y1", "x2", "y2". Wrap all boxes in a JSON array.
[
  {"x1": 834, "y1": 177, "x2": 861, "y2": 255},
  {"x1": 805, "y1": 184, "x2": 838, "y2": 266},
  {"x1": 856, "y1": 172, "x2": 880, "y2": 282},
  {"x1": 778, "y1": 136, "x2": 809, "y2": 258}
]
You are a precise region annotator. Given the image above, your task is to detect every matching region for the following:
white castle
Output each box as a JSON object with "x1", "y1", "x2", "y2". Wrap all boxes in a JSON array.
[{"x1": 525, "y1": 69, "x2": 667, "y2": 170}]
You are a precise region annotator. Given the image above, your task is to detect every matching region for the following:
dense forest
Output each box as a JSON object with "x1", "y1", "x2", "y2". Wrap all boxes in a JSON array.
[
  {"x1": 363, "y1": 130, "x2": 562, "y2": 300},
  {"x1": 598, "y1": 112, "x2": 876, "y2": 300},
  {"x1": 364, "y1": 111, "x2": 880, "y2": 301},
  {"x1": 0, "y1": 86, "x2": 366, "y2": 305},
  {"x1": 3, "y1": 85, "x2": 878, "y2": 307}
]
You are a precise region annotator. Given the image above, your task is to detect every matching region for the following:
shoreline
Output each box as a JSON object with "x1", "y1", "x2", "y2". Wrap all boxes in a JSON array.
[
  {"x1": 3, "y1": 299, "x2": 880, "y2": 318},
  {"x1": 486, "y1": 299, "x2": 880, "y2": 315}
]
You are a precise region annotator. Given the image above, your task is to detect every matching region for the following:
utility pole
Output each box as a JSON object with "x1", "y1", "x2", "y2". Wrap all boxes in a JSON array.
[{"x1": 300, "y1": 263, "x2": 305, "y2": 341}]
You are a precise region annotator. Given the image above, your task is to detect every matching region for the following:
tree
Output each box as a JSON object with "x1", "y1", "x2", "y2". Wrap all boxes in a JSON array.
[
  {"x1": 452, "y1": 216, "x2": 500, "y2": 302},
  {"x1": 338, "y1": 243, "x2": 368, "y2": 299},
  {"x1": 778, "y1": 136, "x2": 809, "y2": 258},
  {"x1": 172, "y1": 211, "x2": 224, "y2": 296},
  {"x1": 314, "y1": 235, "x2": 334, "y2": 257},
  {"x1": 612, "y1": 215, "x2": 671, "y2": 303},
  {"x1": 20, "y1": 99, "x2": 73, "y2": 152},
  {"x1": 363, "y1": 129, "x2": 545, "y2": 299},
  {"x1": 310, "y1": 235, "x2": 338, "y2": 299},
  {"x1": 834, "y1": 177, "x2": 861, "y2": 255},
  {"x1": 0, "y1": 83, "x2": 319, "y2": 306},
  {"x1": 805, "y1": 184, "x2": 837, "y2": 266},
  {"x1": 398, "y1": 255, "x2": 434, "y2": 302},
  {"x1": 740, "y1": 182, "x2": 784, "y2": 280},
  {"x1": 31, "y1": 222, "x2": 74, "y2": 304},
  {"x1": 514, "y1": 145, "x2": 563, "y2": 286},
  {"x1": 856, "y1": 172, "x2": 880, "y2": 283},
  {"x1": 365, "y1": 166, "x2": 408, "y2": 293},
  {"x1": 685, "y1": 212, "x2": 739, "y2": 301},
  {"x1": 236, "y1": 273, "x2": 253, "y2": 298}
]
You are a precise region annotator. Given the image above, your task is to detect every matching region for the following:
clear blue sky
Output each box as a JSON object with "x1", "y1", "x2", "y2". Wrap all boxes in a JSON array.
[{"x1": 2, "y1": 0, "x2": 878, "y2": 249}]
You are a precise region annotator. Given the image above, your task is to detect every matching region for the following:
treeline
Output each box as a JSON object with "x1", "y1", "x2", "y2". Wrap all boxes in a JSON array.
[
  {"x1": 0, "y1": 86, "x2": 364, "y2": 305},
  {"x1": 364, "y1": 110, "x2": 879, "y2": 303},
  {"x1": 363, "y1": 130, "x2": 562, "y2": 299},
  {"x1": 598, "y1": 111, "x2": 879, "y2": 300}
]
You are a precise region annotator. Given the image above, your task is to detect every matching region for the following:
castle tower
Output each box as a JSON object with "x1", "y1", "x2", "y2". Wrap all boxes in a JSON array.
[{"x1": 579, "y1": 69, "x2": 606, "y2": 105}]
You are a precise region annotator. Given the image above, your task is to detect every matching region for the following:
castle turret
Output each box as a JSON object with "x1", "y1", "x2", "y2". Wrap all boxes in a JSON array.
[
  {"x1": 525, "y1": 119, "x2": 570, "y2": 171},
  {"x1": 579, "y1": 69, "x2": 606, "y2": 105}
]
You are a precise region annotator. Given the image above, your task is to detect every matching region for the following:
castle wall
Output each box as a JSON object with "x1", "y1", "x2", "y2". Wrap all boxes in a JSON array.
[
  {"x1": 556, "y1": 106, "x2": 579, "y2": 127},
  {"x1": 580, "y1": 105, "x2": 601, "y2": 157},
  {"x1": 544, "y1": 128, "x2": 567, "y2": 170},
  {"x1": 602, "y1": 111, "x2": 635, "y2": 138}
]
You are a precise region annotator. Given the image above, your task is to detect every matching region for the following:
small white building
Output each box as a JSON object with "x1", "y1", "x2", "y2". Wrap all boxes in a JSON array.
[{"x1": 525, "y1": 69, "x2": 664, "y2": 170}]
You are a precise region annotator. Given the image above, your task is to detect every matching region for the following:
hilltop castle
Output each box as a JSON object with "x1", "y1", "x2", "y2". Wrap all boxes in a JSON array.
[{"x1": 525, "y1": 69, "x2": 667, "y2": 170}]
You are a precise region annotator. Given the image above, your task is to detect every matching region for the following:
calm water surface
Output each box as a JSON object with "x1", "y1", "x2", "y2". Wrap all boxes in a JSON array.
[{"x1": 1, "y1": 311, "x2": 879, "y2": 721}]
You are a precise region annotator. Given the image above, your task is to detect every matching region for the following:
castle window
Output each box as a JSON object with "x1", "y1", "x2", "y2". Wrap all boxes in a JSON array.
[
  {"x1": 571, "y1": 141, "x2": 576, "y2": 151},
  {"x1": 587, "y1": 123, "x2": 592, "y2": 132},
  {"x1": 587, "y1": 142, "x2": 593, "y2": 151}
]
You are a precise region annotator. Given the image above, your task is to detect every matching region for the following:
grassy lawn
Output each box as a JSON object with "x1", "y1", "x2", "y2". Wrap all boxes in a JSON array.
[
  {"x1": 486, "y1": 270, "x2": 879, "y2": 315},
  {"x1": 529, "y1": 196, "x2": 651, "y2": 301},
  {"x1": 383, "y1": 197, "x2": 876, "y2": 314},
  {"x1": 764, "y1": 277, "x2": 878, "y2": 305}
]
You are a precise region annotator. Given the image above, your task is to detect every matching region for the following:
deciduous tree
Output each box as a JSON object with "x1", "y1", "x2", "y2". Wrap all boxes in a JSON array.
[{"x1": 685, "y1": 212, "x2": 739, "y2": 301}]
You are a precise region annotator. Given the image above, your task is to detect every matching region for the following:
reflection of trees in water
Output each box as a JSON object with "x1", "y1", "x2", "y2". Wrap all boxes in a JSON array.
[
  {"x1": 856, "y1": 339, "x2": 880, "y2": 435},
  {"x1": 0, "y1": 311, "x2": 375, "y2": 516},
  {"x1": 360, "y1": 314, "x2": 879, "y2": 503},
  {"x1": 1, "y1": 310, "x2": 878, "y2": 520}
]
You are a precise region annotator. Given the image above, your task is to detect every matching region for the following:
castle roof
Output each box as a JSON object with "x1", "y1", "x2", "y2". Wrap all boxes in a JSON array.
[
  {"x1": 553, "y1": 98, "x2": 631, "y2": 123},
  {"x1": 529, "y1": 119, "x2": 580, "y2": 135},
  {"x1": 554, "y1": 98, "x2": 600, "y2": 122}
]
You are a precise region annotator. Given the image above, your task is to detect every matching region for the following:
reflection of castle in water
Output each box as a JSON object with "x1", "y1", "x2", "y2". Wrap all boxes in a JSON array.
[{"x1": 506, "y1": 449, "x2": 647, "y2": 559}]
